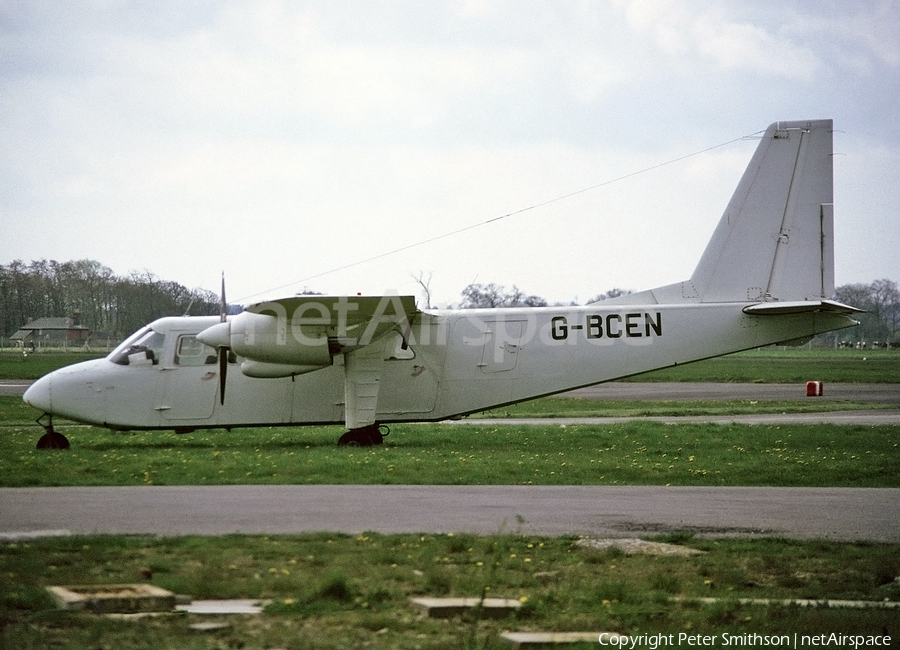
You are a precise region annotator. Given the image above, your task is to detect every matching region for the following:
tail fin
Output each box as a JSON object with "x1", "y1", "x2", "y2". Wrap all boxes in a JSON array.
[
  {"x1": 689, "y1": 119, "x2": 834, "y2": 303},
  {"x1": 610, "y1": 120, "x2": 835, "y2": 306}
]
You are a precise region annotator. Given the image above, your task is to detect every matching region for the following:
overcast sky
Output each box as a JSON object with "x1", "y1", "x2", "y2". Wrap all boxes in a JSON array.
[{"x1": 2, "y1": 0, "x2": 898, "y2": 307}]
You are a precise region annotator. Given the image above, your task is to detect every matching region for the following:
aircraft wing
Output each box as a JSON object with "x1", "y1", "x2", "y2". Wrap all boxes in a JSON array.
[
  {"x1": 245, "y1": 295, "x2": 419, "y2": 434},
  {"x1": 244, "y1": 294, "x2": 419, "y2": 349},
  {"x1": 743, "y1": 300, "x2": 864, "y2": 316},
  {"x1": 199, "y1": 294, "x2": 421, "y2": 432},
  {"x1": 246, "y1": 295, "x2": 419, "y2": 326}
]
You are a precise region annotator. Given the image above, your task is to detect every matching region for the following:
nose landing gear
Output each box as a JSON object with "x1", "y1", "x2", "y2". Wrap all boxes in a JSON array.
[{"x1": 36, "y1": 414, "x2": 70, "y2": 450}]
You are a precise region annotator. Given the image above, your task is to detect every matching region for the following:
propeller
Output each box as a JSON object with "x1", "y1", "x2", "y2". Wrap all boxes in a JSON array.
[
  {"x1": 217, "y1": 274, "x2": 228, "y2": 405},
  {"x1": 196, "y1": 274, "x2": 234, "y2": 405}
]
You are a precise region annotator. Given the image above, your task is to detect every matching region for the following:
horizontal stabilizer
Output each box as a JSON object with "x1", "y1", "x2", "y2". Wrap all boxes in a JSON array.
[{"x1": 742, "y1": 300, "x2": 864, "y2": 316}]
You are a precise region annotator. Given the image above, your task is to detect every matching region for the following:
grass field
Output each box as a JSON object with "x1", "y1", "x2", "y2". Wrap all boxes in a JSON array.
[
  {"x1": 2, "y1": 348, "x2": 897, "y2": 648},
  {"x1": 2, "y1": 533, "x2": 898, "y2": 649},
  {"x1": 0, "y1": 350, "x2": 105, "y2": 380},
  {"x1": 2, "y1": 396, "x2": 899, "y2": 488}
]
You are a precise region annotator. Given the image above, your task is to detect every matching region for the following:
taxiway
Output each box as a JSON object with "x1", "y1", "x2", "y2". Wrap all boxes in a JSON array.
[{"x1": 2, "y1": 485, "x2": 898, "y2": 542}]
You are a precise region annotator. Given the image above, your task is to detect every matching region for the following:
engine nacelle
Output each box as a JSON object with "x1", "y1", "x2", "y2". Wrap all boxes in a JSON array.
[
  {"x1": 197, "y1": 311, "x2": 334, "y2": 367},
  {"x1": 241, "y1": 360, "x2": 326, "y2": 378},
  {"x1": 197, "y1": 295, "x2": 419, "y2": 370},
  {"x1": 230, "y1": 311, "x2": 334, "y2": 366}
]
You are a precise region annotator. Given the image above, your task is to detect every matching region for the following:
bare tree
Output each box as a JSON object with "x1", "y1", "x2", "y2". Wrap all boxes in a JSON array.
[{"x1": 411, "y1": 271, "x2": 434, "y2": 309}]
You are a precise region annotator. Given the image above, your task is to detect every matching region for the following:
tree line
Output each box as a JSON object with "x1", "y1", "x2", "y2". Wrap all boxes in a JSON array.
[
  {"x1": 0, "y1": 259, "x2": 221, "y2": 341},
  {"x1": 2, "y1": 259, "x2": 897, "y2": 348},
  {"x1": 834, "y1": 279, "x2": 900, "y2": 346}
]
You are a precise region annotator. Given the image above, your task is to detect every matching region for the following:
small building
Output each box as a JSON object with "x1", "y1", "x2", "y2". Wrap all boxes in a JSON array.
[{"x1": 10, "y1": 312, "x2": 92, "y2": 349}]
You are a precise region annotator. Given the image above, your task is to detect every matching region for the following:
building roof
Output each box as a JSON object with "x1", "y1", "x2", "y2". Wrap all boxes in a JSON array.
[
  {"x1": 20, "y1": 317, "x2": 89, "y2": 330},
  {"x1": 10, "y1": 317, "x2": 91, "y2": 340}
]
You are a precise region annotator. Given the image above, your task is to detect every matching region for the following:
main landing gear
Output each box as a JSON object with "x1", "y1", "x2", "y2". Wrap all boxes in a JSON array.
[
  {"x1": 35, "y1": 414, "x2": 70, "y2": 450},
  {"x1": 337, "y1": 424, "x2": 389, "y2": 447}
]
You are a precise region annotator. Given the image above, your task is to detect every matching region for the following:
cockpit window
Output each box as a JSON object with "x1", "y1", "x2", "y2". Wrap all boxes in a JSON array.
[
  {"x1": 175, "y1": 335, "x2": 217, "y2": 366},
  {"x1": 109, "y1": 328, "x2": 166, "y2": 366}
]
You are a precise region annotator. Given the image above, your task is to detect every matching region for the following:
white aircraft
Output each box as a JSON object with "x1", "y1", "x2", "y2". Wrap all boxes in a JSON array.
[{"x1": 25, "y1": 119, "x2": 861, "y2": 448}]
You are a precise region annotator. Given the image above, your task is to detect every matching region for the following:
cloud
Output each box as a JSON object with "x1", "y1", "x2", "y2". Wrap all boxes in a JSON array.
[
  {"x1": 1, "y1": 0, "x2": 897, "y2": 303},
  {"x1": 614, "y1": 0, "x2": 820, "y2": 78}
]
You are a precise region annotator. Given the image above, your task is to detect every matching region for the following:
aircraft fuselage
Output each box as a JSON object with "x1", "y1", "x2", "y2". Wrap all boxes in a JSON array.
[{"x1": 23, "y1": 301, "x2": 855, "y2": 432}]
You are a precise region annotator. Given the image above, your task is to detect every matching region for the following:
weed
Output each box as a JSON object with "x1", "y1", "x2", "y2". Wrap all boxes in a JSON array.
[{"x1": 318, "y1": 569, "x2": 354, "y2": 602}]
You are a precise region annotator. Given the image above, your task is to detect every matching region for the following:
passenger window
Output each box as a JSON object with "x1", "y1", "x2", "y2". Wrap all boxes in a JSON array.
[{"x1": 175, "y1": 335, "x2": 216, "y2": 366}]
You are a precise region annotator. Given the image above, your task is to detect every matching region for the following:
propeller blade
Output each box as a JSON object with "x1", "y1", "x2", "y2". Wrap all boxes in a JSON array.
[
  {"x1": 218, "y1": 347, "x2": 228, "y2": 405},
  {"x1": 218, "y1": 272, "x2": 228, "y2": 404},
  {"x1": 220, "y1": 272, "x2": 227, "y2": 323}
]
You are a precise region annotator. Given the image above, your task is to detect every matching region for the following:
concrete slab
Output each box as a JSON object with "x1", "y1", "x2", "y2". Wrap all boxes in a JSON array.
[
  {"x1": 189, "y1": 622, "x2": 232, "y2": 632},
  {"x1": 673, "y1": 596, "x2": 900, "y2": 609},
  {"x1": 502, "y1": 631, "x2": 625, "y2": 648},
  {"x1": 576, "y1": 537, "x2": 705, "y2": 556},
  {"x1": 176, "y1": 599, "x2": 266, "y2": 615},
  {"x1": 411, "y1": 596, "x2": 521, "y2": 619},
  {"x1": 46, "y1": 584, "x2": 175, "y2": 614}
]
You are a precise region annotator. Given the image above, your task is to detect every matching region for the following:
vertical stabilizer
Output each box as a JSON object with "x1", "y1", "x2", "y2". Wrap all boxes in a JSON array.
[{"x1": 689, "y1": 119, "x2": 834, "y2": 303}]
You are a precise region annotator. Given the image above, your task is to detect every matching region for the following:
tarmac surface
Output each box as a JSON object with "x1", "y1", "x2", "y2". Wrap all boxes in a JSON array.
[
  {"x1": 0, "y1": 380, "x2": 34, "y2": 396},
  {"x1": 2, "y1": 485, "x2": 899, "y2": 542}
]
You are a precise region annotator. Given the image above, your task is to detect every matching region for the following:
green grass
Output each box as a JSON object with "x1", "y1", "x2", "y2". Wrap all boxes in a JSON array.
[
  {"x1": 0, "y1": 350, "x2": 104, "y2": 380},
  {"x1": 2, "y1": 349, "x2": 898, "y2": 647},
  {"x1": 1, "y1": 533, "x2": 897, "y2": 649},
  {"x1": 633, "y1": 348, "x2": 900, "y2": 383},
  {"x1": 2, "y1": 401, "x2": 898, "y2": 487}
]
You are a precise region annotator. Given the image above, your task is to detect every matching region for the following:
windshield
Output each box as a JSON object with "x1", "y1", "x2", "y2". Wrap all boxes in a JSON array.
[{"x1": 108, "y1": 327, "x2": 166, "y2": 366}]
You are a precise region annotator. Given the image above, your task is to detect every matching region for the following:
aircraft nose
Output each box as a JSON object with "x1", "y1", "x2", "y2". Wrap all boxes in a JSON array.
[
  {"x1": 23, "y1": 375, "x2": 52, "y2": 413},
  {"x1": 22, "y1": 359, "x2": 109, "y2": 424}
]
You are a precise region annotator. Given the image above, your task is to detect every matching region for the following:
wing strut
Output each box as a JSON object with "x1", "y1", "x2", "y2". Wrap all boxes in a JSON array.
[{"x1": 338, "y1": 338, "x2": 389, "y2": 446}]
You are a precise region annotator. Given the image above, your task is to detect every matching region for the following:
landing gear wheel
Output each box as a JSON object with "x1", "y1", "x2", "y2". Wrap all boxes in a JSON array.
[
  {"x1": 35, "y1": 415, "x2": 69, "y2": 450},
  {"x1": 37, "y1": 431, "x2": 70, "y2": 449},
  {"x1": 337, "y1": 424, "x2": 387, "y2": 447}
]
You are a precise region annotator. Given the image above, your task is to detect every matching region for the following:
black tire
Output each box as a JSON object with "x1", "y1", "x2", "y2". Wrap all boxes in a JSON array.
[
  {"x1": 337, "y1": 425, "x2": 383, "y2": 447},
  {"x1": 338, "y1": 430, "x2": 365, "y2": 446},
  {"x1": 36, "y1": 431, "x2": 70, "y2": 450}
]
